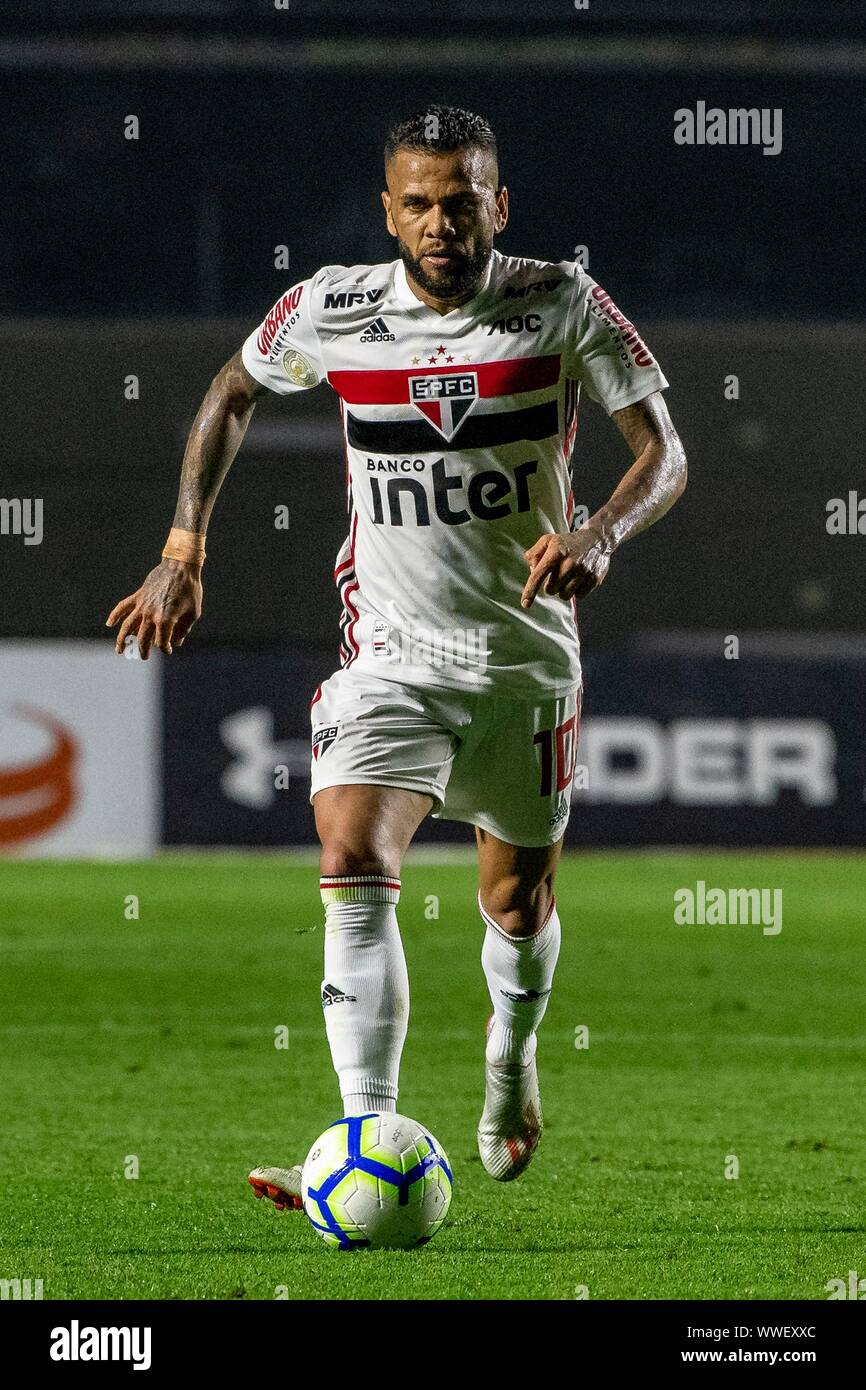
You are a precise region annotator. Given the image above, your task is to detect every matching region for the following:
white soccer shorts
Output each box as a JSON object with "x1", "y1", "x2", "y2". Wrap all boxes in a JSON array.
[{"x1": 309, "y1": 666, "x2": 582, "y2": 848}]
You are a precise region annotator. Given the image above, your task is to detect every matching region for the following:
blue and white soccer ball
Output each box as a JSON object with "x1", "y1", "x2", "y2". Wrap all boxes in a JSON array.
[{"x1": 301, "y1": 1112, "x2": 453, "y2": 1250}]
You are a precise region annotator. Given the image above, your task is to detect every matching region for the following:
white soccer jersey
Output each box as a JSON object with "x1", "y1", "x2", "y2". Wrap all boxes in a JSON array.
[{"x1": 241, "y1": 250, "x2": 668, "y2": 699}]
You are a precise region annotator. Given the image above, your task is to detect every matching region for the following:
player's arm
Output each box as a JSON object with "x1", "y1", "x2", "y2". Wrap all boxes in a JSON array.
[
  {"x1": 521, "y1": 391, "x2": 687, "y2": 608},
  {"x1": 105, "y1": 350, "x2": 265, "y2": 659}
]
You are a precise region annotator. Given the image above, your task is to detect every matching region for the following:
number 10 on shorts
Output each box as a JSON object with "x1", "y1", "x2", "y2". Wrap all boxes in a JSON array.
[{"x1": 533, "y1": 715, "x2": 578, "y2": 797}]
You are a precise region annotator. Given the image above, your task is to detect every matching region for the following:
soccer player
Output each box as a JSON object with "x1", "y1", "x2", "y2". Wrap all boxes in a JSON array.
[{"x1": 106, "y1": 106, "x2": 686, "y2": 1206}]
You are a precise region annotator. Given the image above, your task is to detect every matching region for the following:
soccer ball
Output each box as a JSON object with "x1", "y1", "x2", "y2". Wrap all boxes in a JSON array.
[{"x1": 301, "y1": 1112, "x2": 453, "y2": 1250}]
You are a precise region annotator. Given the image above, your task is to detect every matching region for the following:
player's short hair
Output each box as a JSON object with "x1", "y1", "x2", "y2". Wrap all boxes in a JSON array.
[{"x1": 384, "y1": 105, "x2": 498, "y2": 176}]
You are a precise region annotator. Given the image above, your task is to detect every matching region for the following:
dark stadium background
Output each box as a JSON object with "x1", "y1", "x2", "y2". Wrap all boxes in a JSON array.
[{"x1": 0, "y1": 0, "x2": 863, "y2": 851}]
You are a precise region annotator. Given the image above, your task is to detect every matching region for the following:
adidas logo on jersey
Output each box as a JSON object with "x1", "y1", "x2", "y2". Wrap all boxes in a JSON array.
[{"x1": 359, "y1": 316, "x2": 395, "y2": 343}]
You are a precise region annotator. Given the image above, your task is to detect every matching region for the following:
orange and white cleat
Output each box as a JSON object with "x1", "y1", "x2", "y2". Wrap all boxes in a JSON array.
[
  {"x1": 248, "y1": 1164, "x2": 304, "y2": 1211},
  {"x1": 477, "y1": 1017, "x2": 543, "y2": 1182}
]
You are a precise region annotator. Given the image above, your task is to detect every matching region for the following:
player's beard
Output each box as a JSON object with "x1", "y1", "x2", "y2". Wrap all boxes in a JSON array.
[{"x1": 397, "y1": 236, "x2": 493, "y2": 302}]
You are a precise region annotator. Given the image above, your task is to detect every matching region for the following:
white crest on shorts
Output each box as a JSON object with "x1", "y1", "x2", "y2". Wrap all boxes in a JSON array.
[{"x1": 312, "y1": 723, "x2": 340, "y2": 760}]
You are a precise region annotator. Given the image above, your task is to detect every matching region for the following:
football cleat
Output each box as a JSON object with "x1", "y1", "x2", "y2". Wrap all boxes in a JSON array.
[
  {"x1": 248, "y1": 1163, "x2": 304, "y2": 1211},
  {"x1": 477, "y1": 1016, "x2": 542, "y2": 1182}
]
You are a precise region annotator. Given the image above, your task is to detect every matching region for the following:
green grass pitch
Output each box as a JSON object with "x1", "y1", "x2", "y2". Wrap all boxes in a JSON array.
[{"x1": 1, "y1": 851, "x2": 864, "y2": 1301}]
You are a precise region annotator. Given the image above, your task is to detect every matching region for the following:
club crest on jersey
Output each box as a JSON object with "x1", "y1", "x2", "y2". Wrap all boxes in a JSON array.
[
  {"x1": 312, "y1": 723, "x2": 339, "y2": 760},
  {"x1": 408, "y1": 371, "x2": 479, "y2": 441}
]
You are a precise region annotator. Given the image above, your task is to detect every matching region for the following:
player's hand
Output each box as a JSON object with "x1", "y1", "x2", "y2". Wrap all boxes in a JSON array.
[
  {"x1": 105, "y1": 559, "x2": 203, "y2": 659},
  {"x1": 521, "y1": 526, "x2": 612, "y2": 609}
]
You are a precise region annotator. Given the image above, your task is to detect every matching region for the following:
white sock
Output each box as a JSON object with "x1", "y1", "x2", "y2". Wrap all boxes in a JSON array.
[
  {"x1": 320, "y1": 874, "x2": 408, "y2": 1116},
  {"x1": 479, "y1": 891, "x2": 561, "y2": 1064}
]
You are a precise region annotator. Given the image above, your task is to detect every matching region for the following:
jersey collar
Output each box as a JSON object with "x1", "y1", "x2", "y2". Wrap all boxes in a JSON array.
[{"x1": 392, "y1": 251, "x2": 498, "y2": 317}]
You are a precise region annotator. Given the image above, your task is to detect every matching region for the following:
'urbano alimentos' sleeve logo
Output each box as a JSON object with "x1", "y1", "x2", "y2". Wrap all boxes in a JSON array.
[
  {"x1": 257, "y1": 283, "x2": 305, "y2": 358},
  {"x1": 588, "y1": 285, "x2": 655, "y2": 368}
]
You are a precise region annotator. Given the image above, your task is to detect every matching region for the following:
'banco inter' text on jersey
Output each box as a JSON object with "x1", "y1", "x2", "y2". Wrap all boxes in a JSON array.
[{"x1": 241, "y1": 251, "x2": 668, "y2": 699}]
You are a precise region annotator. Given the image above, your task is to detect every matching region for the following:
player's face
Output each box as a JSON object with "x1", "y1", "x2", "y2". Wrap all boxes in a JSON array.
[{"x1": 382, "y1": 147, "x2": 508, "y2": 307}]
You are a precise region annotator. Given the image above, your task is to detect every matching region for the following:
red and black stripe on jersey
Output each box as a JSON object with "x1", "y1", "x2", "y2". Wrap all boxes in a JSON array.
[
  {"x1": 328, "y1": 354, "x2": 564, "y2": 453},
  {"x1": 344, "y1": 402, "x2": 558, "y2": 452}
]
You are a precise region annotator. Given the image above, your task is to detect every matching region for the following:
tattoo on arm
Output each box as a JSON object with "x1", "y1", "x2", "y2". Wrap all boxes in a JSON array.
[
  {"x1": 591, "y1": 392, "x2": 687, "y2": 551},
  {"x1": 173, "y1": 350, "x2": 266, "y2": 533}
]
